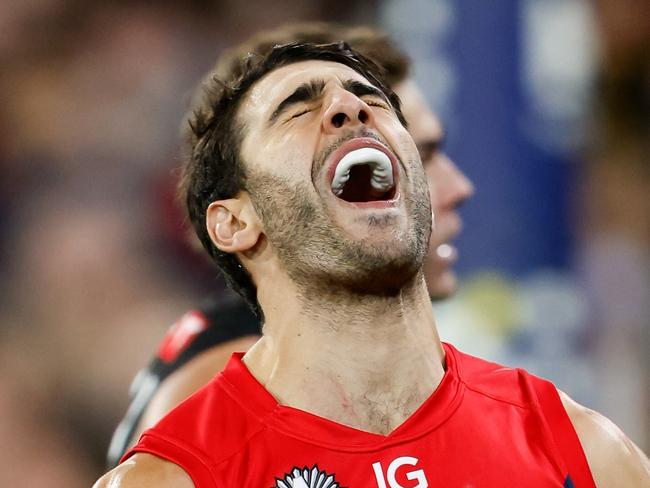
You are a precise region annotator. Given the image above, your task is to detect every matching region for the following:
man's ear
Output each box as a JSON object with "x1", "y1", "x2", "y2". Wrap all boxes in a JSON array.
[{"x1": 206, "y1": 195, "x2": 262, "y2": 253}]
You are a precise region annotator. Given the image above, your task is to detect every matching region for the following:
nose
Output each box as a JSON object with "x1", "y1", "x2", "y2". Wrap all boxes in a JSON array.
[{"x1": 322, "y1": 89, "x2": 374, "y2": 134}]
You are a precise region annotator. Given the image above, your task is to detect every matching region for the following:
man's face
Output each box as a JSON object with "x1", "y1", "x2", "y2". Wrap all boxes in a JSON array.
[
  {"x1": 394, "y1": 80, "x2": 474, "y2": 300},
  {"x1": 237, "y1": 60, "x2": 432, "y2": 295}
]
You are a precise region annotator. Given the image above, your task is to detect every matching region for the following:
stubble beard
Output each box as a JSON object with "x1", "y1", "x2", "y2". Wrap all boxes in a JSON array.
[{"x1": 245, "y1": 165, "x2": 432, "y2": 301}]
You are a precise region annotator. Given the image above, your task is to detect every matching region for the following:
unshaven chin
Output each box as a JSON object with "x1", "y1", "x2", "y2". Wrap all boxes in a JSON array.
[{"x1": 245, "y1": 168, "x2": 431, "y2": 309}]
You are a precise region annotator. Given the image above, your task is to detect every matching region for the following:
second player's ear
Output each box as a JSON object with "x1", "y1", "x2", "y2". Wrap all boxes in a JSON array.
[{"x1": 206, "y1": 195, "x2": 262, "y2": 253}]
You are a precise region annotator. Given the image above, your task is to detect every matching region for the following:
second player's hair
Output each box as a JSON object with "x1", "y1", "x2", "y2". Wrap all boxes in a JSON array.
[{"x1": 212, "y1": 22, "x2": 410, "y2": 86}]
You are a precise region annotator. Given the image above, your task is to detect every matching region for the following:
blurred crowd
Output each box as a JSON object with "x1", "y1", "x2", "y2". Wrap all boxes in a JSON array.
[{"x1": 0, "y1": 0, "x2": 647, "y2": 486}]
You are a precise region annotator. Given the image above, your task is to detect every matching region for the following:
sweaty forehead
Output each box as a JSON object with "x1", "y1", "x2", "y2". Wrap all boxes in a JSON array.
[{"x1": 241, "y1": 60, "x2": 372, "y2": 122}]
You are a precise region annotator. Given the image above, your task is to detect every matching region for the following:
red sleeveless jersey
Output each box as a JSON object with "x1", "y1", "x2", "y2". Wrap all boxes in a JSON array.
[{"x1": 123, "y1": 343, "x2": 595, "y2": 487}]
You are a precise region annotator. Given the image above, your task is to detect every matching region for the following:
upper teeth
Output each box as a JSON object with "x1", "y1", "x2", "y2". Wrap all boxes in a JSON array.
[{"x1": 331, "y1": 147, "x2": 394, "y2": 195}]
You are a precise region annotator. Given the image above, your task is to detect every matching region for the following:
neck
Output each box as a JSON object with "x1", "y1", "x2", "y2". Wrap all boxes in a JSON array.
[{"x1": 243, "y1": 269, "x2": 445, "y2": 435}]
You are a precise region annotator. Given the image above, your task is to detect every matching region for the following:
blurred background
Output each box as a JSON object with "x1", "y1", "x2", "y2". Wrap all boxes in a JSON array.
[{"x1": 0, "y1": 0, "x2": 647, "y2": 485}]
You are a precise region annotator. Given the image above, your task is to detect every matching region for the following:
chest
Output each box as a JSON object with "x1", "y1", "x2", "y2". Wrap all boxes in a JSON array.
[{"x1": 217, "y1": 423, "x2": 567, "y2": 487}]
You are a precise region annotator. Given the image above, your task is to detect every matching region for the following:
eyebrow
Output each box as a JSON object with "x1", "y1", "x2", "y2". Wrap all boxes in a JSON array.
[
  {"x1": 268, "y1": 78, "x2": 392, "y2": 125},
  {"x1": 417, "y1": 138, "x2": 444, "y2": 154},
  {"x1": 269, "y1": 79, "x2": 326, "y2": 124},
  {"x1": 341, "y1": 80, "x2": 391, "y2": 106}
]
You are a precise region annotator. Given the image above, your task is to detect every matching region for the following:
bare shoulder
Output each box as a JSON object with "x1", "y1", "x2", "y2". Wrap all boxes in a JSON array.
[
  {"x1": 93, "y1": 453, "x2": 194, "y2": 488},
  {"x1": 559, "y1": 390, "x2": 650, "y2": 487}
]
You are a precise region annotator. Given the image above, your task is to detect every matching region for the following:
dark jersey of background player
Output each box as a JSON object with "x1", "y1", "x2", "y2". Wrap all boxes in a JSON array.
[{"x1": 106, "y1": 22, "x2": 474, "y2": 468}]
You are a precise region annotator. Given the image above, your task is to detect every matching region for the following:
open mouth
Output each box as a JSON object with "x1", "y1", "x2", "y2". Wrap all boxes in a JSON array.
[{"x1": 329, "y1": 144, "x2": 397, "y2": 204}]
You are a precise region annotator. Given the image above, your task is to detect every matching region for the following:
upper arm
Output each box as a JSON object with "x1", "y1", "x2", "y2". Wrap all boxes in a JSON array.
[
  {"x1": 93, "y1": 453, "x2": 195, "y2": 488},
  {"x1": 559, "y1": 391, "x2": 650, "y2": 487}
]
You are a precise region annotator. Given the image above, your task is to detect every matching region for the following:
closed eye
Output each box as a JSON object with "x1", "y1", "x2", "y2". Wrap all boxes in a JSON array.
[
  {"x1": 417, "y1": 141, "x2": 443, "y2": 165},
  {"x1": 291, "y1": 107, "x2": 314, "y2": 119},
  {"x1": 291, "y1": 108, "x2": 311, "y2": 119},
  {"x1": 366, "y1": 99, "x2": 389, "y2": 109}
]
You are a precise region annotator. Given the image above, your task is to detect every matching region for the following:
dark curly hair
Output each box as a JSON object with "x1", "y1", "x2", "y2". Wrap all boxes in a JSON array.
[{"x1": 179, "y1": 41, "x2": 407, "y2": 319}]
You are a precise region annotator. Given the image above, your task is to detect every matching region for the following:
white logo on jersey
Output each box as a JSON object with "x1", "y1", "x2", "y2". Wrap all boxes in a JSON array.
[
  {"x1": 372, "y1": 456, "x2": 428, "y2": 488},
  {"x1": 274, "y1": 465, "x2": 342, "y2": 488}
]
